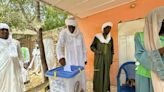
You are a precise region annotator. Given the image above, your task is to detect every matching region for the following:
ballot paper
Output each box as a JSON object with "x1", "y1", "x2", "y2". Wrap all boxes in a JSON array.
[{"x1": 64, "y1": 65, "x2": 72, "y2": 72}]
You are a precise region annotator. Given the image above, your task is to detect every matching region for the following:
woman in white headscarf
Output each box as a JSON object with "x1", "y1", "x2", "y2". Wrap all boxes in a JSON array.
[
  {"x1": 90, "y1": 22, "x2": 114, "y2": 92},
  {"x1": 56, "y1": 16, "x2": 87, "y2": 91},
  {"x1": 0, "y1": 23, "x2": 24, "y2": 92},
  {"x1": 135, "y1": 7, "x2": 164, "y2": 92}
]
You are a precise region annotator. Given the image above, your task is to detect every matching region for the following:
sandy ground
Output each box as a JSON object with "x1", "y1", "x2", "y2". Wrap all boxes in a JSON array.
[{"x1": 86, "y1": 81, "x2": 117, "y2": 92}]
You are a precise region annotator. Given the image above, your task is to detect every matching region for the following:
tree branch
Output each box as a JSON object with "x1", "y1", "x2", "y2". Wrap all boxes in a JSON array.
[
  {"x1": 30, "y1": 15, "x2": 36, "y2": 22},
  {"x1": 35, "y1": 0, "x2": 41, "y2": 22},
  {"x1": 16, "y1": 0, "x2": 31, "y2": 23}
]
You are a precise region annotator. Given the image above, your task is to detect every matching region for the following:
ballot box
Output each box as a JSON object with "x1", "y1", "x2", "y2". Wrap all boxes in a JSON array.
[{"x1": 46, "y1": 65, "x2": 84, "y2": 92}]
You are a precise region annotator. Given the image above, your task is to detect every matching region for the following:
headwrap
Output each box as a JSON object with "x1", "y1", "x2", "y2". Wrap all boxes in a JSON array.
[
  {"x1": 0, "y1": 23, "x2": 10, "y2": 30},
  {"x1": 101, "y1": 22, "x2": 113, "y2": 32},
  {"x1": 95, "y1": 22, "x2": 113, "y2": 43},
  {"x1": 143, "y1": 6, "x2": 164, "y2": 92},
  {"x1": 0, "y1": 23, "x2": 12, "y2": 42},
  {"x1": 65, "y1": 16, "x2": 77, "y2": 27},
  {"x1": 144, "y1": 7, "x2": 164, "y2": 51},
  {"x1": 65, "y1": 16, "x2": 80, "y2": 36}
]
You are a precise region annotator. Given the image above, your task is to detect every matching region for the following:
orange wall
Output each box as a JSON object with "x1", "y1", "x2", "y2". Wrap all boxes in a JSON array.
[{"x1": 76, "y1": 0, "x2": 164, "y2": 85}]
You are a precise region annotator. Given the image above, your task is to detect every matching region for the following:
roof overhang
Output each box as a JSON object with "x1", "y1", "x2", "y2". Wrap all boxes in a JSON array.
[{"x1": 41, "y1": 0, "x2": 136, "y2": 18}]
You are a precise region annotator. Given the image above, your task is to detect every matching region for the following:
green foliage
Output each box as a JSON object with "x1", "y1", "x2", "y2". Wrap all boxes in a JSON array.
[
  {"x1": 0, "y1": 0, "x2": 25, "y2": 29},
  {"x1": 0, "y1": 0, "x2": 68, "y2": 31},
  {"x1": 42, "y1": 5, "x2": 67, "y2": 31}
]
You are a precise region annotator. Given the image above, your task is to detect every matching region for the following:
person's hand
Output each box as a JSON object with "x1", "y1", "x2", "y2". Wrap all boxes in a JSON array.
[
  {"x1": 85, "y1": 61, "x2": 87, "y2": 65},
  {"x1": 158, "y1": 47, "x2": 164, "y2": 54},
  {"x1": 24, "y1": 63, "x2": 29, "y2": 69},
  {"x1": 59, "y1": 58, "x2": 66, "y2": 66}
]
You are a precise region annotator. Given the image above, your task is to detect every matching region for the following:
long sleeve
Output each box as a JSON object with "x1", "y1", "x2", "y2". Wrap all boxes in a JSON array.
[
  {"x1": 90, "y1": 37, "x2": 98, "y2": 53},
  {"x1": 134, "y1": 33, "x2": 152, "y2": 70},
  {"x1": 81, "y1": 34, "x2": 87, "y2": 62},
  {"x1": 56, "y1": 31, "x2": 65, "y2": 61},
  {"x1": 135, "y1": 33, "x2": 164, "y2": 80}
]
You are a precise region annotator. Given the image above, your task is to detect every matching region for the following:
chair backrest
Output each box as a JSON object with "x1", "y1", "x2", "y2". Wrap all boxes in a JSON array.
[
  {"x1": 117, "y1": 61, "x2": 136, "y2": 81},
  {"x1": 117, "y1": 61, "x2": 136, "y2": 92}
]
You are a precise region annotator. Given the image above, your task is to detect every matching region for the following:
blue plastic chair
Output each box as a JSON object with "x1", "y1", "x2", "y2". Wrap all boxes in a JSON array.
[{"x1": 117, "y1": 61, "x2": 136, "y2": 92}]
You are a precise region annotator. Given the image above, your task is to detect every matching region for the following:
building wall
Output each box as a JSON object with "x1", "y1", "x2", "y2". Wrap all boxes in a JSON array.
[{"x1": 76, "y1": 0, "x2": 164, "y2": 85}]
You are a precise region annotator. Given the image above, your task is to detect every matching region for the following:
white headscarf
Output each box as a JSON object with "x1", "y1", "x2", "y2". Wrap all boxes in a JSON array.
[
  {"x1": 144, "y1": 7, "x2": 164, "y2": 51},
  {"x1": 65, "y1": 16, "x2": 80, "y2": 36},
  {"x1": 0, "y1": 23, "x2": 12, "y2": 44},
  {"x1": 0, "y1": 23, "x2": 10, "y2": 30},
  {"x1": 65, "y1": 16, "x2": 77, "y2": 27},
  {"x1": 96, "y1": 22, "x2": 113, "y2": 44},
  {"x1": 101, "y1": 22, "x2": 113, "y2": 32},
  {"x1": 143, "y1": 6, "x2": 164, "y2": 92}
]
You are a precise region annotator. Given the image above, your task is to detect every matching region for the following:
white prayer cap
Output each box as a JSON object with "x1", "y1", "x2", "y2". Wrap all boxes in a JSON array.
[
  {"x1": 65, "y1": 16, "x2": 77, "y2": 26},
  {"x1": 102, "y1": 22, "x2": 113, "y2": 31},
  {"x1": 0, "y1": 23, "x2": 9, "y2": 30}
]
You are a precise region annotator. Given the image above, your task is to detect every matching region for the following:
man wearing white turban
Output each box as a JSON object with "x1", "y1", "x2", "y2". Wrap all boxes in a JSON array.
[
  {"x1": 90, "y1": 22, "x2": 114, "y2": 92},
  {"x1": 56, "y1": 17, "x2": 87, "y2": 91},
  {"x1": 0, "y1": 23, "x2": 24, "y2": 92}
]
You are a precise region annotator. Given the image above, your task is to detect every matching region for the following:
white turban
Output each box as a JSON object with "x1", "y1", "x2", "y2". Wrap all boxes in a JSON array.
[
  {"x1": 0, "y1": 23, "x2": 9, "y2": 30},
  {"x1": 0, "y1": 23, "x2": 12, "y2": 41},
  {"x1": 65, "y1": 16, "x2": 77, "y2": 26},
  {"x1": 102, "y1": 22, "x2": 113, "y2": 31}
]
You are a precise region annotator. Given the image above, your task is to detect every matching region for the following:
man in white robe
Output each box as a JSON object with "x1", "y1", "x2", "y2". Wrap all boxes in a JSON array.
[
  {"x1": 29, "y1": 44, "x2": 41, "y2": 75},
  {"x1": 56, "y1": 17, "x2": 87, "y2": 91},
  {"x1": 0, "y1": 23, "x2": 24, "y2": 92}
]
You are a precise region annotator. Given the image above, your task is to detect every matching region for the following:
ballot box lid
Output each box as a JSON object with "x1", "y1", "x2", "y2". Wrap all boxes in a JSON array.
[{"x1": 45, "y1": 65, "x2": 84, "y2": 78}]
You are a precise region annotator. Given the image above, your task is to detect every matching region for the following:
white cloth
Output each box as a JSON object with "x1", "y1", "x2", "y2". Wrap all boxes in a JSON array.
[
  {"x1": 0, "y1": 23, "x2": 9, "y2": 30},
  {"x1": 43, "y1": 38, "x2": 56, "y2": 70},
  {"x1": 29, "y1": 47, "x2": 44, "y2": 82},
  {"x1": 56, "y1": 29, "x2": 87, "y2": 66},
  {"x1": 101, "y1": 22, "x2": 113, "y2": 31},
  {"x1": 29, "y1": 48, "x2": 41, "y2": 74},
  {"x1": 65, "y1": 16, "x2": 77, "y2": 26},
  {"x1": 0, "y1": 38, "x2": 23, "y2": 92},
  {"x1": 95, "y1": 33, "x2": 111, "y2": 44},
  {"x1": 56, "y1": 28, "x2": 87, "y2": 91},
  {"x1": 143, "y1": 6, "x2": 164, "y2": 92},
  {"x1": 19, "y1": 61, "x2": 29, "y2": 83},
  {"x1": 96, "y1": 21, "x2": 112, "y2": 44}
]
